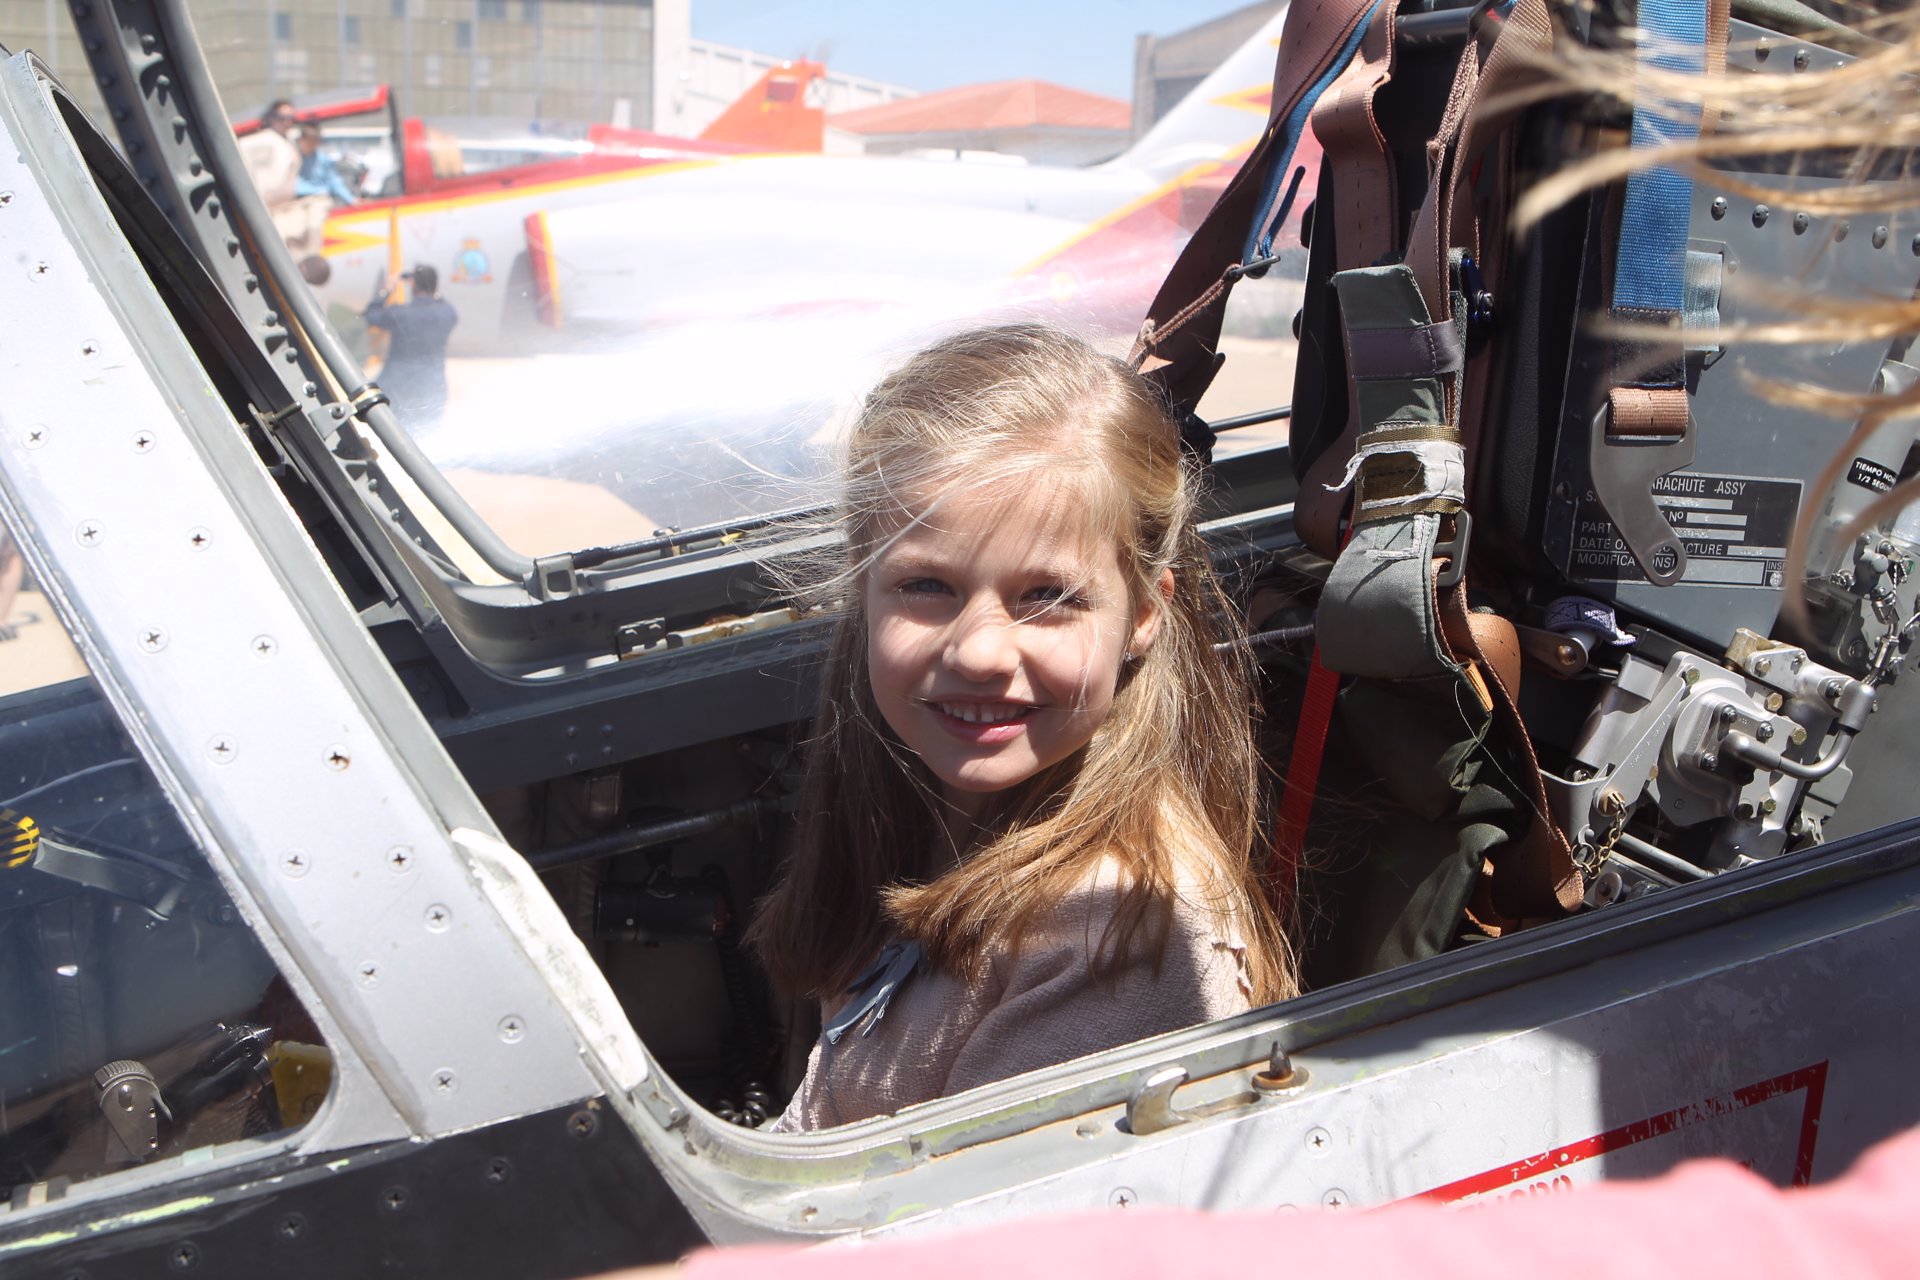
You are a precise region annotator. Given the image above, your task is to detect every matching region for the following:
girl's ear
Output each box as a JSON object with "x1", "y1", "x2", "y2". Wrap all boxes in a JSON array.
[{"x1": 1130, "y1": 568, "x2": 1175, "y2": 658}]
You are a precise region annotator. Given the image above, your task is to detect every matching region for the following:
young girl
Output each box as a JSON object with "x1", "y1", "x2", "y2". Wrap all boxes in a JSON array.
[{"x1": 749, "y1": 323, "x2": 1296, "y2": 1132}]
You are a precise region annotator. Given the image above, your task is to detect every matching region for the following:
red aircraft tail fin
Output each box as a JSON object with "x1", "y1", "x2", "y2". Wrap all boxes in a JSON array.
[{"x1": 697, "y1": 60, "x2": 827, "y2": 153}]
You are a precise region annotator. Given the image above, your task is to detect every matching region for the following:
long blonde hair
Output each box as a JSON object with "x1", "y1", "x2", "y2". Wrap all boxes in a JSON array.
[{"x1": 748, "y1": 323, "x2": 1297, "y2": 1004}]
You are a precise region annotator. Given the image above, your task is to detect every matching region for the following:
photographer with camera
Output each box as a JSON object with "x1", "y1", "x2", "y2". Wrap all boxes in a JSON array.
[{"x1": 364, "y1": 264, "x2": 459, "y2": 433}]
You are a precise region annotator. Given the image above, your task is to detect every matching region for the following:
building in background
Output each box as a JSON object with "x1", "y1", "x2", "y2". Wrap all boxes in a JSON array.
[
  {"x1": 1, "y1": 3, "x2": 1255, "y2": 156},
  {"x1": 1, "y1": 0, "x2": 682, "y2": 134},
  {"x1": 829, "y1": 80, "x2": 1128, "y2": 166},
  {"x1": 1131, "y1": 0, "x2": 1282, "y2": 139}
]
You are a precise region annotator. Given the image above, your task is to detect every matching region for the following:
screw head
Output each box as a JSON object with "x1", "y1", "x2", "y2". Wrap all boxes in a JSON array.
[
  {"x1": 325, "y1": 745, "x2": 351, "y2": 771},
  {"x1": 381, "y1": 1186, "x2": 409, "y2": 1213},
  {"x1": 24, "y1": 424, "x2": 48, "y2": 448},
  {"x1": 433, "y1": 1069, "x2": 458, "y2": 1094},
  {"x1": 1874, "y1": 226, "x2": 1890, "y2": 249},
  {"x1": 424, "y1": 903, "x2": 451, "y2": 932},
  {"x1": 275, "y1": 1213, "x2": 306, "y2": 1241},
  {"x1": 483, "y1": 1156, "x2": 513, "y2": 1186},
  {"x1": 187, "y1": 527, "x2": 211, "y2": 551},
  {"x1": 1306, "y1": 1126, "x2": 1332, "y2": 1153},
  {"x1": 252, "y1": 634, "x2": 278, "y2": 658},
  {"x1": 281, "y1": 849, "x2": 311, "y2": 878},
  {"x1": 1322, "y1": 1188, "x2": 1350, "y2": 1209},
  {"x1": 1700, "y1": 753, "x2": 1719, "y2": 772},
  {"x1": 79, "y1": 339, "x2": 100, "y2": 358},
  {"x1": 0, "y1": 191, "x2": 11, "y2": 206},
  {"x1": 30, "y1": 260, "x2": 50, "y2": 279},
  {"x1": 208, "y1": 735, "x2": 237, "y2": 763},
  {"x1": 357, "y1": 961, "x2": 379, "y2": 987},
  {"x1": 1792, "y1": 211, "x2": 1810, "y2": 234},
  {"x1": 1752, "y1": 204, "x2": 1770, "y2": 227},
  {"x1": 1754, "y1": 656, "x2": 1772, "y2": 676},
  {"x1": 386, "y1": 845, "x2": 414, "y2": 873},
  {"x1": 1709, "y1": 196, "x2": 1728, "y2": 220},
  {"x1": 1757, "y1": 721, "x2": 1776, "y2": 742},
  {"x1": 568, "y1": 1109, "x2": 599, "y2": 1139},
  {"x1": 1793, "y1": 47, "x2": 1812, "y2": 69},
  {"x1": 75, "y1": 520, "x2": 102, "y2": 546},
  {"x1": 132, "y1": 431, "x2": 155, "y2": 453},
  {"x1": 168, "y1": 1241, "x2": 200, "y2": 1270},
  {"x1": 139, "y1": 627, "x2": 168, "y2": 653},
  {"x1": 498, "y1": 1015, "x2": 525, "y2": 1044},
  {"x1": 1108, "y1": 1187, "x2": 1137, "y2": 1208}
]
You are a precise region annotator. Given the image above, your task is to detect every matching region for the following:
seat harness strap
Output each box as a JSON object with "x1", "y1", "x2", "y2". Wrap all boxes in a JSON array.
[{"x1": 1131, "y1": 0, "x2": 1385, "y2": 416}]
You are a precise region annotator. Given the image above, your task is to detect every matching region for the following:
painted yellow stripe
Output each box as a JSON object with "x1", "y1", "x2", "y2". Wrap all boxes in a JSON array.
[
  {"x1": 321, "y1": 225, "x2": 390, "y2": 255},
  {"x1": 321, "y1": 155, "x2": 739, "y2": 256},
  {"x1": 1211, "y1": 83, "x2": 1275, "y2": 116},
  {"x1": 1009, "y1": 144, "x2": 1253, "y2": 279},
  {"x1": 530, "y1": 210, "x2": 564, "y2": 328},
  {"x1": 3, "y1": 807, "x2": 38, "y2": 868}
]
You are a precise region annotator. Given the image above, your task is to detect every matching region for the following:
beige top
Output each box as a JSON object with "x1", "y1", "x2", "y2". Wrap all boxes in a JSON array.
[{"x1": 768, "y1": 858, "x2": 1253, "y2": 1132}]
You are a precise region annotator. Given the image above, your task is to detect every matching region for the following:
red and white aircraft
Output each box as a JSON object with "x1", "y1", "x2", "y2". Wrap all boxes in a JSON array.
[
  {"x1": 299, "y1": 12, "x2": 1309, "y2": 534},
  {"x1": 304, "y1": 11, "x2": 1304, "y2": 356}
]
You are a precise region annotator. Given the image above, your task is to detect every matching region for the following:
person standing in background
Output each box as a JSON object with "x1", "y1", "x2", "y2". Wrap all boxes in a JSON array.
[
  {"x1": 237, "y1": 99, "x2": 300, "y2": 209},
  {"x1": 364, "y1": 264, "x2": 459, "y2": 432}
]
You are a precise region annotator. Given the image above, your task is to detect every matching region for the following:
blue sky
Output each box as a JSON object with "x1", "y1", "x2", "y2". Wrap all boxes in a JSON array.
[{"x1": 690, "y1": 1, "x2": 1262, "y2": 99}]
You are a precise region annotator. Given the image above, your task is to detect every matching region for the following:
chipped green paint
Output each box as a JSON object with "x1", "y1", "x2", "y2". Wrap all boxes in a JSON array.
[
  {"x1": 90, "y1": 1194, "x2": 217, "y2": 1231},
  {"x1": 880, "y1": 1201, "x2": 937, "y2": 1225},
  {"x1": 1, "y1": 1228, "x2": 80, "y2": 1253},
  {"x1": 4, "y1": 1192, "x2": 223, "y2": 1256}
]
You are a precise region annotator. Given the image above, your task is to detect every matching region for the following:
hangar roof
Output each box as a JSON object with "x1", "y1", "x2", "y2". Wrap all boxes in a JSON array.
[{"x1": 830, "y1": 79, "x2": 1128, "y2": 137}]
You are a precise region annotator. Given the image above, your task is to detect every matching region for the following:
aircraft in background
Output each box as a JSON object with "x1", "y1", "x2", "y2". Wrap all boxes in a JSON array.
[
  {"x1": 235, "y1": 61, "x2": 829, "y2": 337},
  {"x1": 301, "y1": 10, "x2": 1306, "y2": 356}
]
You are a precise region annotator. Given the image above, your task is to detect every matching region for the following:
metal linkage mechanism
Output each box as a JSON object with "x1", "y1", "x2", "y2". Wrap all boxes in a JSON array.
[
  {"x1": 94, "y1": 1060, "x2": 169, "y2": 1165},
  {"x1": 1552, "y1": 628, "x2": 1876, "y2": 881},
  {"x1": 1799, "y1": 359, "x2": 1920, "y2": 678},
  {"x1": 1124, "y1": 1045, "x2": 1307, "y2": 1137},
  {"x1": 1587, "y1": 399, "x2": 1693, "y2": 587}
]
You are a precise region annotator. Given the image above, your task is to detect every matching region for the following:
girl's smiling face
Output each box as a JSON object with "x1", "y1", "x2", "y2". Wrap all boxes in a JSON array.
[{"x1": 863, "y1": 482, "x2": 1160, "y2": 814}]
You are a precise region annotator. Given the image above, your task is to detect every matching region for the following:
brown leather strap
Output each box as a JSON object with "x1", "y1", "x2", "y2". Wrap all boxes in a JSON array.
[
  {"x1": 1311, "y1": 0, "x2": 1400, "y2": 272},
  {"x1": 1702, "y1": 0, "x2": 1731, "y2": 137},
  {"x1": 1608, "y1": 385, "x2": 1691, "y2": 436},
  {"x1": 1407, "y1": 0, "x2": 1557, "y2": 315},
  {"x1": 1438, "y1": 579, "x2": 1585, "y2": 916},
  {"x1": 1134, "y1": 0, "x2": 1380, "y2": 414}
]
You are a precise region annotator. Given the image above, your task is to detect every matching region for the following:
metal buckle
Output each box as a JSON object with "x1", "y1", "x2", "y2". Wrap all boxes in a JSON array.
[
  {"x1": 1587, "y1": 400, "x2": 1693, "y2": 588},
  {"x1": 1434, "y1": 509, "x2": 1473, "y2": 590}
]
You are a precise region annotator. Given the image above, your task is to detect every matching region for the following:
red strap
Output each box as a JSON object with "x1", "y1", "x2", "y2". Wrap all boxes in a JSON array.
[{"x1": 1271, "y1": 646, "x2": 1342, "y2": 919}]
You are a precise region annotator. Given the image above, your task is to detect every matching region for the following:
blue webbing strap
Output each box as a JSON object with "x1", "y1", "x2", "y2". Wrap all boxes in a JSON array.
[
  {"x1": 1613, "y1": 0, "x2": 1708, "y2": 317},
  {"x1": 1245, "y1": 0, "x2": 1388, "y2": 266}
]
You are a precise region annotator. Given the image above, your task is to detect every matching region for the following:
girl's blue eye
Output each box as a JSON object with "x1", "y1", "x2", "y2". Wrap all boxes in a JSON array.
[
  {"x1": 898, "y1": 577, "x2": 948, "y2": 595},
  {"x1": 1021, "y1": 584, "x2": 1089, "y2": 611}
]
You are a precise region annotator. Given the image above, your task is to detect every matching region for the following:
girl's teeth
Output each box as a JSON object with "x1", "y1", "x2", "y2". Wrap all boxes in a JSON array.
[{"x1": 942, "y1": 703, "x2": 1023, "y2": 724}]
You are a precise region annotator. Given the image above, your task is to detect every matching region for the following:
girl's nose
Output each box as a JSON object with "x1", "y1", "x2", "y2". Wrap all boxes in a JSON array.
[{"x1": 943, "y1": 602, "x2": 1019, "y2": 680}]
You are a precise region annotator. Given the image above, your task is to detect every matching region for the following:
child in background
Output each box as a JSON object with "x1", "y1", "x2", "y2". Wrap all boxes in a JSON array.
[
  {"x1": 294, "y1": 123, "x2": 358, "y2": 206},
  {"x1": 749, "y1": 324, "x2": 1295, "y2": 1132}
]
